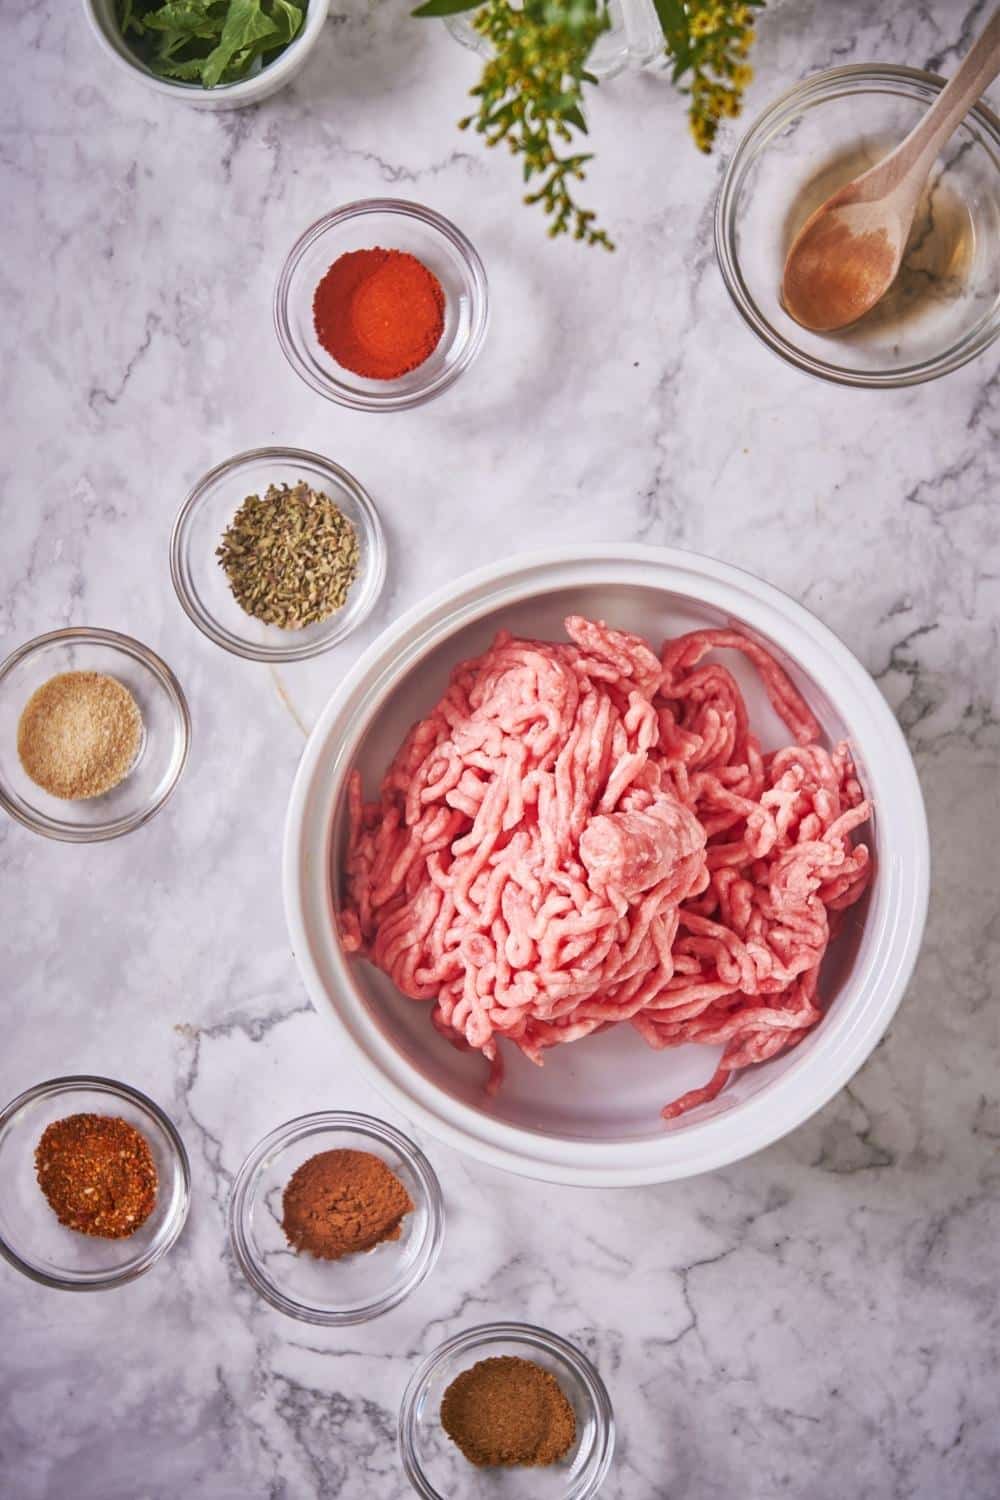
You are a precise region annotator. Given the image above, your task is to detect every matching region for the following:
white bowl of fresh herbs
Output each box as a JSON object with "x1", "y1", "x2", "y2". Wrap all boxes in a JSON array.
[{"x1": 83, "y1": 0, "x2": 329, "y2": 108}]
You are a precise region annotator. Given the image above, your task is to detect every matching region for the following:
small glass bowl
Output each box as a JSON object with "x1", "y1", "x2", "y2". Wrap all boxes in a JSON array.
[
  {"x1": 0, "y1": 1076, "x2": 191, "y2": 1291},
  {"x1": 274, "y1": 200, "x2": 489, "y2": 411},
  {"x1": 170, "y1": 447, "x2": 386, "y2": 662},
  {"x1": 0, "y1": 628, "x2": 190, "y2": 842},
  {"x1": 715, "y1": 65, "x2": 1000, "y2": 387},
  {"x1": 228, "y1": 1111, "x2": 444, "y2": 1324},
  {"x1": 399, "y1": 1323, "x2": 615, "y2": 1500}
]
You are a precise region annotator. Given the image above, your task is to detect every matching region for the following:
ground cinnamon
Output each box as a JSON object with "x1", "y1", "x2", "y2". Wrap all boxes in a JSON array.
[
  {"x1": 281, "y1": 1148, "x2": 413, "y2": 1260},
  {"x1": 440, "y1": 1355, "x2": 577, "y2": 1468},
  {"x1": 313, "y1": 248, "x2": 445, "y2": 380},
  {"x1": 35, "y1": 1114, "x2": 158, "y2": 1239}
]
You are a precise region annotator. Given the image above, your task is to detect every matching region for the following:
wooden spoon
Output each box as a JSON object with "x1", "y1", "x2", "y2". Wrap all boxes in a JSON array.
[{"x1": 782, "y1": 9, "x2": 1000, "y2": 332}]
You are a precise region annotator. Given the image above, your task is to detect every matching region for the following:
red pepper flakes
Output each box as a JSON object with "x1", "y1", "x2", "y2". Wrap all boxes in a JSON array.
[{"x1": 35, "y1": 1113, "x2": 158, "y2": 1240}]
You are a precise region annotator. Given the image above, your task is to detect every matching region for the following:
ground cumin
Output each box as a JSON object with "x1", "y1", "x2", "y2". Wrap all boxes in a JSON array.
[
  {"x1": 281, "y1": 1148, "x2": 413, "y2": 1260},
  {"x1": 440, "y1": 1355, "x2": 577, "y2": 1468},
  {"x1": 35, "y1": 1114, "x2": 158, "y2": 1239}
]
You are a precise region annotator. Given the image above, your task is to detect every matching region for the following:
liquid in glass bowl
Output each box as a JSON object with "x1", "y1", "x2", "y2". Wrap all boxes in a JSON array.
[{"x1": 715, "y1": 65, "x2": 1000, "y2": 386}]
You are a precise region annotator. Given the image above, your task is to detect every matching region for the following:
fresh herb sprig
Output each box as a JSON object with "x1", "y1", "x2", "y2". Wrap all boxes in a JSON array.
[
  {"x1": 117, "y1": 0, "x2": 304, "y2": 87},
  {"x1": 654, "y1": 0, "x2": 763, "y2": 152},
  {"x1": 414, "y1": 0, "x2": 762, "y2": 244},
  {"x1": 415, "y1": 0, "x2": 613, "y2": 248}
]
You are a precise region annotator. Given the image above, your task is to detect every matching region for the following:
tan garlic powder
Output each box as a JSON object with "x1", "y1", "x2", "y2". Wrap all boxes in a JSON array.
[{"x1": 17, "y1": 671, "x2": 143, "y2": 800}]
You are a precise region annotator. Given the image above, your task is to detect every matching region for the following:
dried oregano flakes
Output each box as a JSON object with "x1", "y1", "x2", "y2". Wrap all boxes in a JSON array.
[{"x1": 216, "y1": 480, "x2": 360, "y2": 630}]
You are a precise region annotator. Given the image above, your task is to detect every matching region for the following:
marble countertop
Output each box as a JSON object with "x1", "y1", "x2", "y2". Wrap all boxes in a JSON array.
[{"x1": 2, "y1": 0, "x2": 998, "y2": 1495}]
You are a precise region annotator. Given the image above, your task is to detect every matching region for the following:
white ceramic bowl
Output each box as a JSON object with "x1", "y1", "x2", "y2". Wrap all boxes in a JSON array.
[
  {"x1": 82, "y1": 0, "x2": 330, "y2": 109},
  {"x1": 284, "y1": 547, "x2": 929, "y2": 1186}
]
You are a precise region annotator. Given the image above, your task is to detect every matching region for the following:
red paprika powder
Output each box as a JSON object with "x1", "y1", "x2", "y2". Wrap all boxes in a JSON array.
[{"x1": 313, "y1": 248, "x2": 446, "y2": 381}]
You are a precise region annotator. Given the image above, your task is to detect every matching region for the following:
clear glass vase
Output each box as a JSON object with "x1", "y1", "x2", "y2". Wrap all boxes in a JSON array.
[{"x1": 446, "y1": 0, "x2": 667, "y2": 80}]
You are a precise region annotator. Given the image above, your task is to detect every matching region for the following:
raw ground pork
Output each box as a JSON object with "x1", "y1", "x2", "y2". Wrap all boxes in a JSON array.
[{"x1": 340, "y1": 617, "x2": 871, "y2": 1120}]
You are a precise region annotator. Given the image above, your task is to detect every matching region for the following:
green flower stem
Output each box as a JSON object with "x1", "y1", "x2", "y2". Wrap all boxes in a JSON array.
[{"x1": 415, "y1": 0, "x2": 762, "y2": 245}]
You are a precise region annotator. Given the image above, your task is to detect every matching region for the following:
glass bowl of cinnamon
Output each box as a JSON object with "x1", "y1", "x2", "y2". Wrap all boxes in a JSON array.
[
  {"x1": 399, "y1": 1323, "x2": 615, "y2": 1499},
  {"x1": 0, "y1": 1076, "x2": 191, "y2": 1291},
  {"x1": 274, "y1": 200, "x2": 489, "y2": 412},
  {"x1": 228, "y1": 1111, "x2": 444, "y2": 1324}
]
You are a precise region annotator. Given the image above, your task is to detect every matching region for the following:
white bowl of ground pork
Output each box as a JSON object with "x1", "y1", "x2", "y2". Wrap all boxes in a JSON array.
[{"x1": 283, "y1": 547, "x2": 929, "y2": 1186}]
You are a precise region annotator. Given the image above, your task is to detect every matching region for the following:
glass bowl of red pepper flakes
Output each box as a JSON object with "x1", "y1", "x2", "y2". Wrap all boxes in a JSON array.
[
  {"x1": 0, "y1": 1076, "x2": 191, "y2": 1291},
  {"x1": 275, "y1": 199, "x2": 489, "y2": 412}
]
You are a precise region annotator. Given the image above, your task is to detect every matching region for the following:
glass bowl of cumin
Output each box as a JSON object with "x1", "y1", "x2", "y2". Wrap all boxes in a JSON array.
[
  {"x1": 0, "y1": 627, "x2": 190, "y2": 843},
  {"x1": 399, "y1": 1323, "x2": 615, "y2": 1499},
  {"x1": 0, "y1": 1076, "x2": 191, "y2": 1291},
  {"x1": 170, "y1": 447, "x2": 387, "y2": 663},
  {"x1": 228, "y1": 1111, "x2": 444, "y2": 1324}
]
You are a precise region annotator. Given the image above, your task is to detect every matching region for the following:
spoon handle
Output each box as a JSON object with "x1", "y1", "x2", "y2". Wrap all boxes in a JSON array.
[{"x1": 904, "y1": 7, "x2": 1000, "y2": 176}]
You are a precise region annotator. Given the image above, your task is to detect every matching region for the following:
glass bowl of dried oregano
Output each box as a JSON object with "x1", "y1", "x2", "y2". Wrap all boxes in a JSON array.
[
  {"x1": 0, "y1": 1075, "x2": 191, "y2": 1291},
  {"x1": 0, "y1": 627, "x2": 190, "y2": 843},
  {"x1": 170, "y1": 447, "x2": 387, "y2": 663}
]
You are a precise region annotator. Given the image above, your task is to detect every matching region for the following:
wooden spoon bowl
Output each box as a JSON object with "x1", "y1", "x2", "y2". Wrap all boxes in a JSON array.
[{"x1": 782, "y1": 9, "x2": 1000, "y2": 332}]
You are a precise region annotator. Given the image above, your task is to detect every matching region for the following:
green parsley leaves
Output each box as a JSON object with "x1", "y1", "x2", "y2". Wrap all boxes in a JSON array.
[{"x1": 116, "y1": 0, "x2": 306, "y2": 88}]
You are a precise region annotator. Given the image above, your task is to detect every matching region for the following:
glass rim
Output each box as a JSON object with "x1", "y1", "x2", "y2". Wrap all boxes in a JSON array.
[
  {"x1": 398, "y1": 1320, "x2": 616, "y2": 1500},
  {"x1": 0, "y1": 626, "x2": 191, "y2": 842},
  {"x1": 0, "y1": 1074, "x2": 192, "y2": 1291},
  {"x1": 714, "y1": 63, "x2": 1000, "y2": 389},
  {"x1": 169, "y1": 445, "x2": 387, "y2": 662},
  {"x1": 227, "y1": 1109, "x2": 445, "y2": 1324},
  {"x1": 273, "y1": 199, "x2": 490, "y2": 412}
]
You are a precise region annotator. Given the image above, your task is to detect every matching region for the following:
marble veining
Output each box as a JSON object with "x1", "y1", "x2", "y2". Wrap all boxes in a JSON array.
[{"x1": 1, "y1": 0, "x2": 998, "y2": 1495}]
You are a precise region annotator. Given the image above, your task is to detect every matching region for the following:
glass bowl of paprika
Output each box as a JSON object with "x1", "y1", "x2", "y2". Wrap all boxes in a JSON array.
[
  {"x1": 399, "y1": 1323, "x2": 616, "y2": 1500},
  {"x1": 228, "y1": 1110, "x2": 445, "y2": 1324},
  {"x1": 0, "y1": 1075, "x2": 191, "y2": 1291},
  {"x1": 274, "y1": 200, "x2": 489, "y2": 412}
]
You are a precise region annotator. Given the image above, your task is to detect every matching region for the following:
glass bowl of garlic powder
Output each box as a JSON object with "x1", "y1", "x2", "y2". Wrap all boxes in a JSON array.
[{"x1": 0, "y1": 627, "x2": 190, "y2": 842}]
